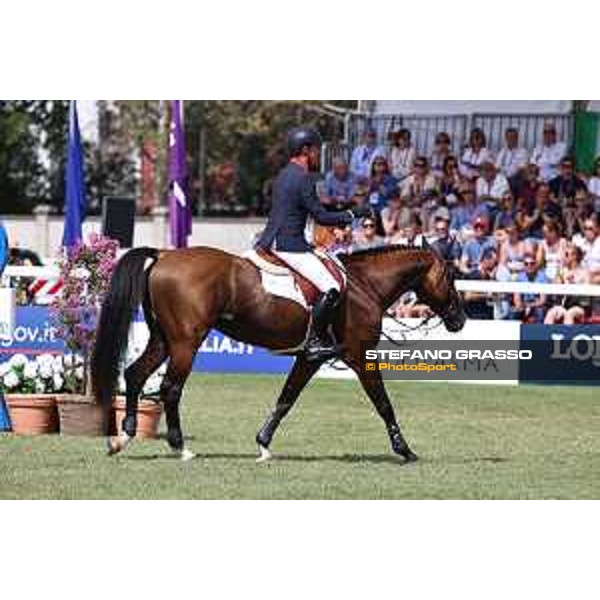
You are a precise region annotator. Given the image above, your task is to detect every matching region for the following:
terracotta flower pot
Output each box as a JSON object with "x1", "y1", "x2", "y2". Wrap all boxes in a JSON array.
[
  {"x1": 56, "y1": 394, "x2": 105, "y2": 437},
  {"x1": 113, "y1": 397, "x2": 163, "y2": 439},
  {"x1": 5, "y1": 394, "x2": 59, "y2": 435}
]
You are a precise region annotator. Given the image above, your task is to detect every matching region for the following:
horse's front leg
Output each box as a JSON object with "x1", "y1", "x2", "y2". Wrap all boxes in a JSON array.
[
  {"x1": 353, "y1": 364, "x2": 418, "y2": 463},
  {"x1": 255, "y1": 356, "x2": 322, "y2": 462}
]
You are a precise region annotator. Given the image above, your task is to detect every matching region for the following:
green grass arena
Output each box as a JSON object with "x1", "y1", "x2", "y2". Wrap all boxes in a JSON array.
[{"x1": 1, "y1": 373, "x2": 599, "y2": 499}]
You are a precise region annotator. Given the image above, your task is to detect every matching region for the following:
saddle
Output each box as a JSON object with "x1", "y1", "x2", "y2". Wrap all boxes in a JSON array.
[{"x1": 243, "y1": 248, "x2": 346, "y2": 309}]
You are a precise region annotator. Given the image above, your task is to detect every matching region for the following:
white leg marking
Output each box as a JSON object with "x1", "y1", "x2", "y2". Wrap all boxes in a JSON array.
[
  {"x1": 256, "y1": 444, "x2": 273, "y2": 463},
  {"x1": 175, "y1": 447, "x2": 196, "y2": 462}
]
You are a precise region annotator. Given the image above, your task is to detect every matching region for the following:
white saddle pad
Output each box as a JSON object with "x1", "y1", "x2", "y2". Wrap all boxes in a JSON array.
[{"x1": 242, "y1": 250, "x2": 308, "y2": 309}]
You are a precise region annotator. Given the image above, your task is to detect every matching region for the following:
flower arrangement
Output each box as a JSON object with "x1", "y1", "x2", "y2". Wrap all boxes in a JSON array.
[
  {"x1": 117, "y1": 343, "x2": 166, "y2": 398},
  {"x1": 51, "y1": 234, "x2": 120, "y2": 394},
  {"x1": 0, "y1": 353, "x2": 84, "y2": 394}
]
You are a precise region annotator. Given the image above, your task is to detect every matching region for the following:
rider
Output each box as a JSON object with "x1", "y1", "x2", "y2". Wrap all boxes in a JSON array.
[{"x1": 256, "y1": 126, "x2": 367, "y2": 361}]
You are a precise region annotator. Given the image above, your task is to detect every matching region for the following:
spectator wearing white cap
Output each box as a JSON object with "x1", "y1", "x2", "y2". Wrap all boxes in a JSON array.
[
  {"x1": 531, "y1": 122, "x2": 567, "y2": 182},
  {"x1": 349, "y1": 129, "x2": 386, "y2": 179},
  {"x1": 388, "y1": 128, "x2": 415, "y2": 182},
  {"x1": 495, "y1": 127, "x2": 529, "y2": 179}
]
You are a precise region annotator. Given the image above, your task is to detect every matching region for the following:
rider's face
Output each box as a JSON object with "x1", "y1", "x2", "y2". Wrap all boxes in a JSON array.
[{"x1": 307, "y1": 145, "x2": 321, "y2": 171}]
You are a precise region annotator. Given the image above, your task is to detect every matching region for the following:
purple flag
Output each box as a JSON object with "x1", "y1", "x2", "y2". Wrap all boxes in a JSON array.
[{"x1": 168, "y1": 100, "x2": 191, "y2": 248}]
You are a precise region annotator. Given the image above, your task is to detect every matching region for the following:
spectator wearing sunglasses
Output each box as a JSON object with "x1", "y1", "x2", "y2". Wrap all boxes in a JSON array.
[
  {"x1": 431, "y1": 209, "x2": 461, "y2": 268},
  {"x1": 511, "y1": 254, "x2": 549, "y2": 323},
  {"x1": 400, "y1": 156, "x2": 437, "y2": 203},
  {"x1": 352, "y1": 216, "x2": 384, "y2": 251},
  {"x1": 549, "y1": 157, "x2": 587, "y2": 206}
]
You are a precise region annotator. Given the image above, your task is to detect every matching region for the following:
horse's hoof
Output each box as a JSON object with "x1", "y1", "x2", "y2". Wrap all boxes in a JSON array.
[
  {"x1": 402, "y1": 450, "x2": 419, "y2": 464},
  {"x1": 256, "y1": 444, "x2": 273, "y2": 463},
  {"x1": 106, "y1": 436, "x2": 123, "y2": 456},
  {"x1": 179, "y1": 448, "x2": 196, "y2": 462}
]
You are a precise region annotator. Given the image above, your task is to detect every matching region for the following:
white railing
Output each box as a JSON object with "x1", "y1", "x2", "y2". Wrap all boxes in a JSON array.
[{"x1": 455, "y1": 280, "x2": 600, "y2": 297}]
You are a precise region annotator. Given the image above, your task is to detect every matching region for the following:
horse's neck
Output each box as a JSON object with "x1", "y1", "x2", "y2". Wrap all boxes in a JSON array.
[{"x1": 349, "y1": 251, "x2": 432, "y2": 308}]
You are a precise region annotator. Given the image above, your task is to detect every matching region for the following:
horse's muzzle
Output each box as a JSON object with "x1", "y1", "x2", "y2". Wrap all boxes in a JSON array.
[{"x1": 443, "y1": 310, "x2": 467, "y2": 333}]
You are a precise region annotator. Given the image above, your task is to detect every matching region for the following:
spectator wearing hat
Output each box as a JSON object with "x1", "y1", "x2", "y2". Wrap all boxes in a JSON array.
[
  {"x1": 322, "y1": 158, "x2": 357, "y2": 210},
  {"x1": 531, "y1": 122, "x2": 567, "y2": 182},
  {"x1": 460, "y1": 128, "x2": 494, "y2": 181},
  {"x1": 430, "y1": 132, "x2": 453, "y2": 176},
  {"x1": 350, "y1": 129, "x2": 386, "y2": 179},
  {"x1": 388, "y1": 128, "x2": 416, "y2": 182},
  {"x1": 431, "y1": 209, "x2": 461, "y2": 268},
  {"x1": 400, "y1": 156, "x2": 437, "y2": 203},
  {"x1": 549, "y1": 156, "x2": 587, "y2": 206},
  {"x1": 352, "y1": 215, "x2": 385, "y2": 251},
  {"x1": 459, "y1": 215, "x2": 494, "y2": 275},
  {"x1": 495, "y1": 127, "x2": 529, "y2": 180}
]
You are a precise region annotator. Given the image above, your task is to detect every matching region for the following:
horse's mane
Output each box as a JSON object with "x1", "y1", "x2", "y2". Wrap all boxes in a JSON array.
[{"x1": 339, "y1": 242, "x2": 433, "y2": 265}]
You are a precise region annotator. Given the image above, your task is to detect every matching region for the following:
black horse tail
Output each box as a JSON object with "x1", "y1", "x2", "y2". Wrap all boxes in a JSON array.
[{"x1": 91, "y1": 247, "x2": 159, "y2": 427}]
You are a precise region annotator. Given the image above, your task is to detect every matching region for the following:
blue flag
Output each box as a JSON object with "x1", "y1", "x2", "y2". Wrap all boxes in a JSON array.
[{"x1": 63, "y1": 101, "x2": 87, "y2": 248}]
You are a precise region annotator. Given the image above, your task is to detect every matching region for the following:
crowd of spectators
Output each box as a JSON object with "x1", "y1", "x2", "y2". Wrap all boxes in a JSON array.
[{"x1": 318, "y1": 122, "x2": 600, "y2": 323}]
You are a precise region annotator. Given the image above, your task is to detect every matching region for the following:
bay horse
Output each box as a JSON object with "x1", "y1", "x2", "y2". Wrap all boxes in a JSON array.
[{"x1": 91, "y1": 242, "x2": 466, "y2": 463}]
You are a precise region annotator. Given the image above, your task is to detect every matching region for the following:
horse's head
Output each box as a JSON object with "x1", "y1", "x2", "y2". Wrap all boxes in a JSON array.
[{"x1": 417, "y1": 250, "x2": 466, "y2": 333}]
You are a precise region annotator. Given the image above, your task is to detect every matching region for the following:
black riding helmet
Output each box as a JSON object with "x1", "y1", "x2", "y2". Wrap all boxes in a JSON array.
[{"x1": 286, "y1": 126, "x2": 322, "y2": 157}]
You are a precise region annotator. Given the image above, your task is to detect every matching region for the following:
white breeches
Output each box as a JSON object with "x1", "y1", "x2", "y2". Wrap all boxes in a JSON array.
[{"x1": 272, "y1": 250, "x2": 340, "y2": 293}]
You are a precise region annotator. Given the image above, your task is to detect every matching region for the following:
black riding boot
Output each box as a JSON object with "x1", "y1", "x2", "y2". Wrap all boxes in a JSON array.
[{"x1": 304, "y1": 289, "x2": 340, "y2": 362}]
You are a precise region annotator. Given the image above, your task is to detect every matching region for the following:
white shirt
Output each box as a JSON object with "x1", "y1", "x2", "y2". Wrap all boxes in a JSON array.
[
  {"x1": 495, "y1": 146, "x2": 529, "y2": 178},
  {"x1": 349, "y1": 144, "x2": 386, "y2": 179},
  {"x1": 531, "y1": 142, "x2": 567, "y2": 182},
  {"x1": 475, "y1": 173, "x2": 510, "y2": 200},
  {"x1": 459, "y1": 147, "x2": 494, "y2": 179},
  {"x1": 583, "y1": 236, "x2": 600, "y2": 273},
  {"x1": 389, "y1": 146, "x2": 416, "y2": 180}
]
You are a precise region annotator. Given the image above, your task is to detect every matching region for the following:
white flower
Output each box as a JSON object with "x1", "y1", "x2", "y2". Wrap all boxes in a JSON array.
[
  {"x1": 9, "y1": 354, "x2": 28, "y2": 368},
  {"x1": 53, "y1": 356, "x2": 64, "y2": 374},
  {"x1": 0, "y1": 362, "x2": 11, "y2": 377},
  {"x1": 75, "y1": 366, "x2": 85, "y2": 381},
  {"x1": 35, "y1": 379, "x2": 46, "y2": 394},
  {"x1": 52, "y1": 373, "x2": 64, "y2": 392},
  {"x1": 38, "y1": 363, "x2": 53, "y2": 379},
  {"x1": 23, "y1": 361, "x2": 39, "y2": 380},
  {"x1": 63, "y1": 353, "x2": 75, "y2": 368},
  {"x1": 3, "y1": 370, "x2": 20, "y2": 390}
]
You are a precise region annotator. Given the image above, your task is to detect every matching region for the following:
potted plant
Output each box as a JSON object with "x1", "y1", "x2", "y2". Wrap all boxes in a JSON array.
[
  {"x1": 113, "y1": 346, "x2": 165, "y2": 439},
  {"x1": 0, "y1": 353, "x2": 66, "y2": 435},
  {"x1": 51, "y1": 234, "x2": 120, "y2": 436}
]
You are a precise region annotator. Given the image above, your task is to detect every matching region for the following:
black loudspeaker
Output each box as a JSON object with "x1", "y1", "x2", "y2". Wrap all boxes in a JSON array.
[{"x1": 102, "y1": 197, "x2": 136, "y2": 247}]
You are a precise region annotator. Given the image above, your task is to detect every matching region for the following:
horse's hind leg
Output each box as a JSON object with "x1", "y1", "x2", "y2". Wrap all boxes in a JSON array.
[
  {"x1": 255, "y1": 357, "x2": 322, "y2": 462},
  {"x1": 107, "y1": 330, "x2": 166, "y2": 455},
  {"x1": 161, "y1": 338, "x2": 199, "y2": 461}
]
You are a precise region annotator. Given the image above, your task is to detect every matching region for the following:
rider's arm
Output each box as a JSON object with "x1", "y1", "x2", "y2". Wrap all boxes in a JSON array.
[{"x1": 301, "y1": 177, "x2": 354, "y2": 227}]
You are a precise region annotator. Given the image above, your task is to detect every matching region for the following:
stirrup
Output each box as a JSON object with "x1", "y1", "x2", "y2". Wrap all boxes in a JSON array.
[{"x1": 304, "y1": 336, "x2": 339, "y2": 362}]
